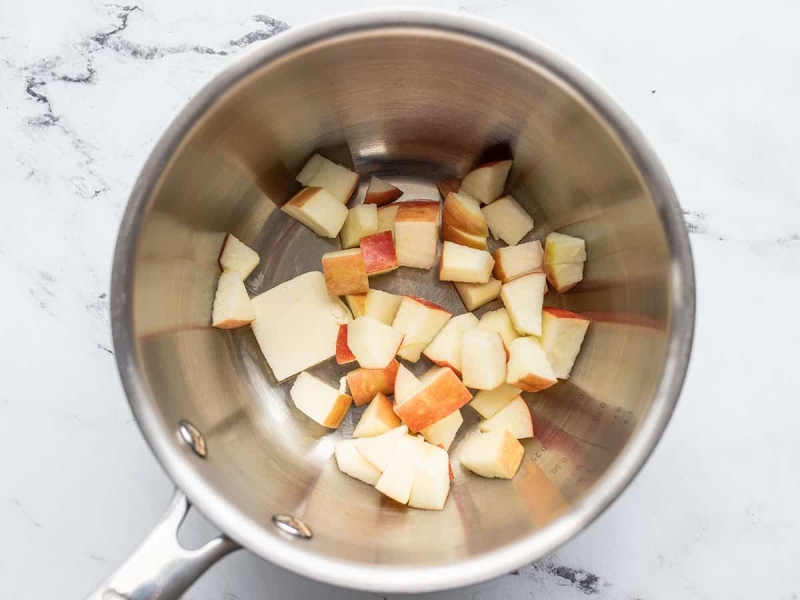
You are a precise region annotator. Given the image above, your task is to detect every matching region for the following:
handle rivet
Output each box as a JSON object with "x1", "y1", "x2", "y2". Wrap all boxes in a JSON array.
[
  {"x1": 272, "y1": 514, "x2": 313, "y2": 539},
  {"x1": 178, "y1": 420, "x2": 207, "y2": 458}
]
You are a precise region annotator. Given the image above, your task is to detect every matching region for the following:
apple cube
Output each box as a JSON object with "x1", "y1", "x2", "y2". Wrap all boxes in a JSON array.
[
  {"x1": 460, "y1": 159, "x2": 513, "y2": 205},
  {"x1": 441, "y1": 222, "x2": 489, "y2": 250},
  {"x1": 295, "y1": 153, "x2": 358, "y2": 204},
  {"x1": 544, "y1": 232, "x2": 587, "y2": 264},
  {"x1": 212, "y1": 271, "x2": 256, "y2": 329},
  {"x1": 335, "y1": 323, "x2": 356, "y2": 365},
  {"x1": 493, "y1": 241, "x2": 544, "y2": 282},
  {"x1": 540, "y1": 308, "x2": 590, "y2": 378},
  {"x1": 439, "y1": 241, "x2": 495, "y2": 284},
  {"x1": 321, "y1": 248, "x2": 369, "y2": 296},
  {"x1": 282, "y1": 187, "x2": 348, "y2": 238},
  {"x1": 437, "y1": 177, "x2": 461, "y2": 199},
  {"x1": 360, "y1": 230, "x2": 398, "y2": 276},
  {"x1": 546, "y1": 261, "x2": 585, "y2": 293},
  {"x1": 470, "y1": 383, "x2": 521, "y2": 419},
  {"x1": 422, "y1": 312, "x2": 479, "y2": 375},
  {"x1": 500, "y1": 272, "x2": 547, "y2": 335},
  {"x1": 375, "y1": 434, "x2": 425, "y2": 504},
  {"x1": 454, "y1": 278, "x2": 501, "y2": 311},
  {"x1": 345, "y1": 293, "x2": 367, "y2": 317},
  {"x1": 340, "y1": 204, "x2": 378, "y2": 249},
  {"x1": 479, "y1": 395, "x2": 533, "y2": 439},
  {"x1": 459, "y1": 429, "x2": 524, "y2": 479},
  {"x1": 289, "y1": 371, "x2": 353, "y2": 428},
  {"x1": 218, "y1": 233, "x2": 259, "y2": 280},
  {"x1": 461, "y1": 329, "x2": 507, "y2": 390},
  {"x1": 442, "y1": 192, "x2": 488, "y2": 237},
  {"x1": 335, "y1": 439, "x2": 381, "y2": 486},
  {"x1": 251, "y1": 272, "x2": 349, "y2": 382},
  {"x1": 377, "y1": 204, "x2": 399, "y2": 234},
  {"x1": 481, "y1": 195, "x2": 534, "y2": 246},
  {"x1": 420, "y1": 409, "x2": 463, "y2": 450},
  {"x1": 394, "y1": 367, "x2": 472, "y2": 433},
  {"x1": 364, "y1": 176, "x2": 402, "y2": 206},
  {"x1": 408, "y1": 442, "x2": 450, "y2": 510},
  {"x1": 394, "y1": 201, "x2": 440, "y2": 269},
  {"x1": 362, "y1": 289, "x2": 401, "y2": 326},
  {"x1": 353, "y1": 392, "x2": 402, "y2": 438},
  {"x1": 394, "y1": 363, "x2": 421, "y2": 404},
  {"x1": 347, "y1": 316, "x2": 404, "y2": 369},
  {"x1": 346, "y1": 359, "x2": 400, "y2": 406},
  {"x1": 392, "y1": 295, "x2": 452, "y2": 362},
  {"x1": 477, "y1": 308, "x2": 519, "y2": 354},
  {"x1": 506, "y1": 337, "x2": 558, "y2": 392},
  {"x1": 357, "y1": 425, "x2": 409, "y2": 471}
]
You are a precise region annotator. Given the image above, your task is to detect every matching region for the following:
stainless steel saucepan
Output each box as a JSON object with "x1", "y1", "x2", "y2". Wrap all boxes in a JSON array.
[{"x1": 89, "y1": 10, "x2": 695, "y2": 599}]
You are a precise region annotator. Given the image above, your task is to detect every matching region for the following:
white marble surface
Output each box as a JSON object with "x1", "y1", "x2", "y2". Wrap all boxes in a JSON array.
[{"x1": 1, "y1": 1, "x2": 798, "y2": 598}]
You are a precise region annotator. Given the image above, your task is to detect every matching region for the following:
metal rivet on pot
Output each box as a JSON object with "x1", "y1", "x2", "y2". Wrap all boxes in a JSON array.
[
  {"x1": 178, "y1": 420, "x2": 207, "y2": 458},
  {"x1": 272, "y1": 514, "x2": 313, "y2": 539}
]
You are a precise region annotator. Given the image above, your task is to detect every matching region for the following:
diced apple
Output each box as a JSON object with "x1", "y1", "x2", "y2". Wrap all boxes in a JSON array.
[
  {"x1": 218, "y1": 233, "x2": 259, "y2": 279},
  {"x1": 335, "y1": 323, "x2": 356, "y2": 365},
  {"x1": 460, "y1": 159, "x2": 513, "y2": 205},
  {"x1": 506, "y1": 337, "x2": 558, "y2": 392},
  {"x1": 392, "y1": 295, "x2": 452, "y2": 362},
  {"x1": 459, "y1": 429, "x2": 524, "y2": 479},
  {"x1": 422, "y1": 312, "x2": 479, "y2": 375},
  {"x1": 353, "y1": 392, "x2": 402, "y2": 438},
  {"x1": 335, "y1": 439, "x2": 381, "y2": 485},
  {"x1": 289, "y1": 371, "x2": 353, "y2": 428},
  {"x1": 345, "y1": 293, "x2": 367, "y2": 317},
  {"x1": 282, "y1": 187, "x2": 348, "y2": 238},
  {"x1": 340, "y1": 204, "x2": 378, "y2": 249},
  {"x1": 321, "y1": 248, "x2": 369, "y2": 296},
  {"x1": 470, "y1": 383, "x2": 521, "y2": 418},
  {"x1": 437, "y1": 177, "x2": 461, "y2": 199},
  {"x1": 481, "y1": 195, "x2": 534, "y2": 246},
  {"x1": 357, "y1": 425, "x2": 409, "y2": 471},
  {"x1": 212, "y1": 271, "x2": 256, "y2": 329},
  {"x1": 346, "y1": 359, "x2": 400, "y2": 406},
  {"x1": 454, "y1": 278, "x2": 501, "y2": 311},
  {"x1": 442, "y1": 192, "x2": 488, "y2": 236},
  {"x1": 295, "y1": 153, "x2": 358, "y2": 204},
  {"x1": 364, "y1": 176, "x2": 402, "y2": 206},
  {"x1": 347, "y1": 316, "x2": 404, "y2": 369},
  {"x1": 540, "y1": 308, "x2": 590, "y2": 378},
  {"x1": 544, "y1": 232, "x2": 587, "y2": 264},
  {"x1": 408, "y1": 442, "x2": 450, "y2": 510},
  {"x1": 545, "y1": 262, "x2": 585, "y2": 293},
  {"x1": 500, "y1": 272, "x2": 547, "y2": 335},
  {"x1": 394, "y1": 367, "x2": 472, "y2": 433},
  {"x1": 394, "y1": 363, "x2": 421, "y2": 404},
  {"x1": 375, "y1": 435, "x2": 425, "y2": 504},
  {"x1": 439, "y1": 241, "x2": 495, "y2": 284},
  {"x1": 479, "y1": 395, "x2": 533, "y2": 439},
  {"x1": 251, "y1": 272, "x2": 349, "y2": 382},
  {"x1": 477, "y1": 308, "x2": 519, "y2": 355},
  {"x1": 360, "y1": 230, "x2": 398, "y2": 276},
  {"x1": 420, "y1": 409, "x2": 463, "y2": 450},
  {"x1": 377, "y1": 204, "x2": 399, "y2": 234},
  {"x1": 363, "y1": 290, "x2": 400, "y2": 326},
  {"x1": 441, "y1": 222, "x2": 489, "y2": 250},
  {"x1": 394, "y1": 201, "x2": 440, "y2": 269},
  {"x1": 461, "y1": 329, "x2": 507, "y2": 390},
  {"x1": 493, "y1": 241, "x2": 544, "y2": 282}
]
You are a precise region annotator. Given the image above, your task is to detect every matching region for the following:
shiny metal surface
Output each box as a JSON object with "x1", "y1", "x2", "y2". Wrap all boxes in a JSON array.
[
  {"x1": 86, "y1": 491, "x2": 237, "y2": 600},
  {"x1": 178, "y1": 420, "x2": 207, "y2": 458},
  {"x1": 107, "y1": 9, "x2": 695, "y2": 595},
  {"x1": 272, "y1": 515, "x2": 314, "y2": 540}
]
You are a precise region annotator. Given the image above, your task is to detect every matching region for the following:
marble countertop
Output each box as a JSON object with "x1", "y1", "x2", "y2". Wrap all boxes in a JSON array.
[{"x1": 1, "y1": 1, "x2": 798, "y2": 598}]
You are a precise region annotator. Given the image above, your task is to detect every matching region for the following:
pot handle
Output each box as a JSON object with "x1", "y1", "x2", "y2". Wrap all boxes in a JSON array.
[{"x1": 85, "y1": 489, "x2": 239, "y2": 600}]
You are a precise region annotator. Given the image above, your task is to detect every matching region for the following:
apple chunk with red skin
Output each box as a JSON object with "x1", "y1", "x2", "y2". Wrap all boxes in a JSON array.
[
  {"x1": 218, "y1": 233, "x2": 259, "y2": 280},
  {"x1": 346, "y1": 359, "x2": 400, "y2": 406},
  {"x1": 439, "y1": 241, "x2": 495, "y2": 284},
  {"x1": 460, "y1": 159, "x2": 513, "y2": 205},
  {"x1": 540, "y1": 308, "x2": 590, "y2": 378},
  {"x1": 441, "y1": 223, "x2": 489, "y2": 250},
  {"x1": 212, "y1": 271, "x2": 256, "y2": 329},
  {"x1": 394, "y1": 366, "x2": 472, "y2": 433},
  {"x1": 289, "y1": 371, "x2": 352, "y2": 429},
  {"x1": 321, "y1": 248, "x2": 369, "y2": 296},
  {"x1": 422, "y1": 312, "x2": 479, "y2": 376},
  {"x1": 394, "y1": 201, "x2": 440, "y2": 269},
  {"x1": 459, "y1": 429, "x2": 524, "y2": 479},
  {"x1": 296, "y1": 153, "x2": 359, "y2": 204},
  {"x1": 493, "y1": 241, "x2": 543, "y2": 282},
  {"x1": 340, "y1": 204, "x2": 378, "y2": 249},
  {"x1": 360, "y1": 230, "x2": 398, "y2": 276},
  {"x1": 392, "y1": 295, "x2": 452, "y2": 362},
  {"x1": 335, "y1": 323, "x2": 356, "y2": 365},
  {"x1": 506, "y1": 336, "x2": 558, "y2": 392},
  {"x1": 479, "y1": 395, "x2": 533, "y2": 439},
  {"x1": 377, "y1": 204, "x2": 399, "y2": 234},
  {"x1": 420, "y1": 409, "x2": 463, "y2": 450},
  {"x1": 364, "y1": 176, "x2": 402, "y2": 206},
  {"x1": 442, "y1": 192, "x2": 488, "y2": 237},
  {"x1": 281, "y1": 187, "x2": 348, "y2": 238},
  {"x1": 353, "y1": 392, "x2": 402, "y2": 438},
  {"x1": 347, "y1": 315, "x2": 404, "y2": 369},
  {"x1": 500, "y1": 272, "x2": 547, "y2": 336}
]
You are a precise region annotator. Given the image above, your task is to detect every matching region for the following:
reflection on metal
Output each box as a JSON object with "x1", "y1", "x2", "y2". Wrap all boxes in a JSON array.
[
  {"x1": 272, "y1": 514, "x2": 313, "y2": 540},
  {"x1": 178, "y1": 420, "x2": 207, "y2": 458}
]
